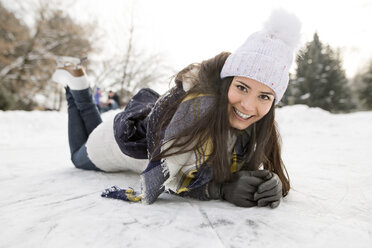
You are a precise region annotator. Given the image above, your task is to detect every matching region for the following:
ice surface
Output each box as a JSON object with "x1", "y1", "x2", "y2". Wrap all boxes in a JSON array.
[{"x1": 0, "y1": 105, "x2": 371, "y2": 248}]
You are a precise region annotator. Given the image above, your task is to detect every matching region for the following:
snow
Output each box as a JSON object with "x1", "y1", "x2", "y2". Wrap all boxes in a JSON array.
[{"x1": 0, "y1": 105, "x2": 371, "y2": 248}]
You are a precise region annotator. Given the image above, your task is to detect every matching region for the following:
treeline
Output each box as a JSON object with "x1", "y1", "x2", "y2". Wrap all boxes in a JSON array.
[
  {"x1": 281, "y1": 33, "x2": 372, "y2": 112},
  {"x1": 0, "y1": 1, "x2": 168, "y2": 111},
  {"x1": 0, "y1": 1, "x2": 94, "y2": 110},
  {"x1": 1, "y1": 1, "x2": 371, "y2": 112}
]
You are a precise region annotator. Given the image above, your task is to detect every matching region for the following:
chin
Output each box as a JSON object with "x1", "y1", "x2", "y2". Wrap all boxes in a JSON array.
[{"x1": 230, "y1": 121, "x2": 252, "y2": 130}]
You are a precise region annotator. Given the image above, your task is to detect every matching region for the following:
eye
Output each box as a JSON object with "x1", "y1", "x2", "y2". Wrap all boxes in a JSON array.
[
  {"x1": 236, "y1": 84, "x2": 248, "y2": 93},
  {"x1": 259, "y1": 94, "x2": 272, "y2": 101}
]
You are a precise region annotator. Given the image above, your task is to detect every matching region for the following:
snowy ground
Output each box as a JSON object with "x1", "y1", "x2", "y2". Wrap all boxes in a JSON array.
[{"x1": 0, "y1": 105, "x2": 371, "y2": 248}]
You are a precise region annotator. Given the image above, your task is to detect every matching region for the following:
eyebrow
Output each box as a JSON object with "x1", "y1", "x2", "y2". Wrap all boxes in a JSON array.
[{"x1": 236, "y1": 80, "x2": 275, "y2": 96}]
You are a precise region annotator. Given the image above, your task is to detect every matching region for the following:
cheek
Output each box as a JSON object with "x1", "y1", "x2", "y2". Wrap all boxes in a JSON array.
[
  {"x1": 227, "y1": 88, "x2": 239, "y2": 105},
  {"x1": 258, "y1": 104, "x2": 272, "y2": 117}
]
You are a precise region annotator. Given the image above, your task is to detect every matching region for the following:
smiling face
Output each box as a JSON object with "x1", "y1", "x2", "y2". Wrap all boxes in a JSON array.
[{"x1": 227, "y1": 76, "x2": 275, "y2": 130}]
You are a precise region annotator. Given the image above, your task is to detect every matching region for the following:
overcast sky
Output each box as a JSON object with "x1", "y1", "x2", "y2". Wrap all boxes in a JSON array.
[
  {"x1": 66, "y1": 0, "x2": 372, "y2": 78},
  {"x1": 4, "y1": 0, "x2": 372, "y2": 78}
]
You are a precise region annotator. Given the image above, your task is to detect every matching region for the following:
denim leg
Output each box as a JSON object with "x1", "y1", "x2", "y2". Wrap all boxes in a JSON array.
[
  {"x1": 65, "y1": 87, "x2": 102, "y2": 171},
  {"x1": 69, "y1": 87, "x2": 102, "y2": 135},
  {"x1": 71, "y1": 145, "x2": 102, "y2": 171}
]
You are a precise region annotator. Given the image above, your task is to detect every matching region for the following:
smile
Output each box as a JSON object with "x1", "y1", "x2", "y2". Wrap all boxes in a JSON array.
[{"x1": 233, "y1": 107, "x2": 252, "y2": 120}]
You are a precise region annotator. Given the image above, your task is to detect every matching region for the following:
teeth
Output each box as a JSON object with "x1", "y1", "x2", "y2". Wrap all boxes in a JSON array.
[{"x1": 234, "y1": 108, "x2": 251, "y2": 119}]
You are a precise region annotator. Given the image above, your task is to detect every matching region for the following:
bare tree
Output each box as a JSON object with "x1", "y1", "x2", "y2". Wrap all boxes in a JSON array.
[
  {"x1": 0, "y1": 1, "x2": 30, "y2": 109},
  {"x1": 0, "y1": 0, "x2": 96, "y2": 110},
  {"x1": 1, "y1": 0, "x2": 171, "y2": 110},
  {"x1": 88, "y1": 11, "x2": 172, "y2": 105}
]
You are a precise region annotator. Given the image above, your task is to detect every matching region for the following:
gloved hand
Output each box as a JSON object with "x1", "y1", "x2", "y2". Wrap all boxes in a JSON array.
[
  {"x1": 253, "y1": 171, "x2": 282, "y2": 208},
  {"x1": 208, "y1": 170, "x2": 272, "y2": 208}
]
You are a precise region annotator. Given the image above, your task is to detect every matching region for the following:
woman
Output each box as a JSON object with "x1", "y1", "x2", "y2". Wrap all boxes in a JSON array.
[{"x1": 52, "y1": 9, "x2": 301, "y2": 208}]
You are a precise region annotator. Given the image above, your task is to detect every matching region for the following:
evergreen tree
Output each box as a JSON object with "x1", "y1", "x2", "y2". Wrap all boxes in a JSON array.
[
  {"x1": 358, "y1": 60, "x2": 372, "y2": 109},
  {"x1": 290, "y1": 33, "x2": 354, "y2": 112},
  {"x1": 278, "y1": 75, "x2": 296, "y2": 107}
]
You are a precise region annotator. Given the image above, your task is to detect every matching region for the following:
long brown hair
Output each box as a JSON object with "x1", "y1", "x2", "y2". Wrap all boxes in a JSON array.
[{"x1": 153, "y1": 52, "x2": 290, "y2": 196}]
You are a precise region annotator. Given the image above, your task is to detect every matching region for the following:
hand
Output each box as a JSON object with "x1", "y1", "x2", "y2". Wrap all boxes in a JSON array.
[
  {"x1": 208, "y1": 170, "x2": 272, "y2": 208},
  {"x1": 254, "y1": 172, "x2": 282, "y2": 208}
]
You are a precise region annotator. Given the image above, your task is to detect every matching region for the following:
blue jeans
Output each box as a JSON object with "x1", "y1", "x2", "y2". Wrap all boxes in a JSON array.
[{"x1": 66, "y1": 87, "x2": 103, "y2": 171}]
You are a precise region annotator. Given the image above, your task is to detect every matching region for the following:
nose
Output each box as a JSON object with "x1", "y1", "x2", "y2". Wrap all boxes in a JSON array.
[{"x1": 240, "y1": 95, "x2": 257, "y2": 112}]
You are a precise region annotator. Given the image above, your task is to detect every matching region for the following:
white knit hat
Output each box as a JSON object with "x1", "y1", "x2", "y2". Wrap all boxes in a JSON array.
[{"x1": 220, "y1": 9, "x2": 301, "y2": 104}]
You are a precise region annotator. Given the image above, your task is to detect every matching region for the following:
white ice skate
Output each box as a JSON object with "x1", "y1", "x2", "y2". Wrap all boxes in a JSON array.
[{"x1": 52, "y1": 56, "x2": 90, "y2": 90}]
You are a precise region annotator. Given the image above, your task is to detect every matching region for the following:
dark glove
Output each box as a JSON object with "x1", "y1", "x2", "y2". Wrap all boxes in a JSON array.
[
  {"x1": 208, "y1": 170, "x2": 272, "y2": 208},
  {"x1": 254, "y1": 172, "x2": 282, "y2": 208}
]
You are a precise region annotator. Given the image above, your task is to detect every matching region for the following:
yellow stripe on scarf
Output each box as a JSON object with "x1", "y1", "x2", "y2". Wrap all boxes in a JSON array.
[
  {"x1": 125, "y1": 189, "x2": 142, "y2": 202},
  {"x1": 177, "y1": 149, "x2": 239, "y2": 193},
  {"x1": 182, "y1": 93, "x2": 209, "y2": 103},
  {"x1": 176, "y1": 168, "x2": 198, "y2": 193},
  {"x1": 231, "y1": 149, "x2": 238, "y2": 173}
]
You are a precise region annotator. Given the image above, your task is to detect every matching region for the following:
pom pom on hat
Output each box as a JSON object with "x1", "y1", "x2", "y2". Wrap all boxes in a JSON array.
[
  {"x1": 221, "y1": 9, "x2": 302, "y2": 104},
  {"x1": 263, "y1": 9, "x2": 302, "y2": 50}
]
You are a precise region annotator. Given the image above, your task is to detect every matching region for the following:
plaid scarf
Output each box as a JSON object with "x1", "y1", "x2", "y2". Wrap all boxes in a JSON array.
[{"x1": 102, "y1": 94, "x2": 252, "y2": 204}]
